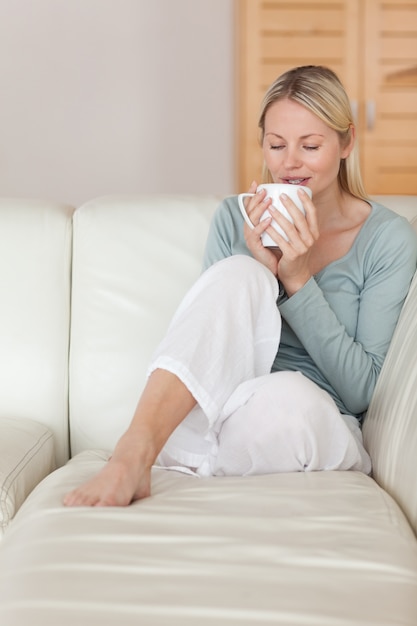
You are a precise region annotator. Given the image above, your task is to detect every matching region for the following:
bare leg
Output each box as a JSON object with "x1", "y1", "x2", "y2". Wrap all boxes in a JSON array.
[
  {"x1": 63, "y1": 368, "x2": 196, "y2": 507},
  {"x1": 64, "y1": 256, "x2": 281, "y2": 506}
]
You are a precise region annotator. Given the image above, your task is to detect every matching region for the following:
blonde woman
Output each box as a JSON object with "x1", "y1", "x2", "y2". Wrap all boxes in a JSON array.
[{"x1": 65, "y1": 66, "x2": 417, "y2": 507}]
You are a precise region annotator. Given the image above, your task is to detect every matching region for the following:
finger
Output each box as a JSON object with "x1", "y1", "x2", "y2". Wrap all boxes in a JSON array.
[
  {"x1": 279, "y1": 193, "x2": 306, "y2": 227},
  {"x1": 246, "y1": 217, "x2": 281, "y2": 265},
  {"x1": 274, "y1": 193, "x2": 315, "y2": 247},
  {"x1": 244, "y1": 207, "x2": 271, "y2": 245},
  {"x1": 248, "y1": 190, "x2": 272, "y2": 225},
  {"x1": 265, "y1": 201, "x2": 296, "y2": 244},
  {"x1": 297, "y1": 188, "x2": 319, "y2": 240},
  {"x1": 242, "y1": 180, "x2": 260, "y2": 213},
  {"x1": 254, "y1": 215, "x2": 272, "y2": 238}
]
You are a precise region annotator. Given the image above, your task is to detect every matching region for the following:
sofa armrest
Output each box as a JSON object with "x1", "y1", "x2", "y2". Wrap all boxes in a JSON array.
[{"x1": 0, "y1": 418, "x2": 55, "y2": 536}]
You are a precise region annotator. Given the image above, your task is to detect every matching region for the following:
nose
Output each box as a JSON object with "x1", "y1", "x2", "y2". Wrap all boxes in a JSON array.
[{"x1": 283, "y1": 146, "x2": 302, "y2": 170}]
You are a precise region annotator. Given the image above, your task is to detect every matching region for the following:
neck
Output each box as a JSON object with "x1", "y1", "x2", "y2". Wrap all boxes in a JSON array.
[{"x1": 314, "y1": 186, "x2": 349, "y2": 230}]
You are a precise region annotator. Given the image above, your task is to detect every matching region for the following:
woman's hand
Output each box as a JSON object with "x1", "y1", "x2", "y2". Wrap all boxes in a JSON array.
[
  {"x1": 243, "y1": 184, "x2": 319, "y2": 296},
  {"x1": 243, "y1": 181, "x2": 283, "y2": 277}
]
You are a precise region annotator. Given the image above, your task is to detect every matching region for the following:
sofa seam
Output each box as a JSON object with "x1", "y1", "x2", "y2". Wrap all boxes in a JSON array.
[{"x1": 0, "y1": 430, "x2": 54, "y2": 526}]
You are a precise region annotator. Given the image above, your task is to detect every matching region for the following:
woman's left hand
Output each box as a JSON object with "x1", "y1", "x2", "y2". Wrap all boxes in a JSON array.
[{"x1": 270, "y1": 188, "x2": 320, "y2": 296}]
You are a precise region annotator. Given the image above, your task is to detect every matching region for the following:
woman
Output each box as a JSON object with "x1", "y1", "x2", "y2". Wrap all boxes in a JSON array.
[{"x1": 64, "y1": 66, "x2": 417, "y2": 507}]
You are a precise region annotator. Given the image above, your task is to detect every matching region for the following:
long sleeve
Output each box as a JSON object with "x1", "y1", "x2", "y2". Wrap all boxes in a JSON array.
[{"x1": 277, "y1": 211, "x2": 417, "y2": 416}]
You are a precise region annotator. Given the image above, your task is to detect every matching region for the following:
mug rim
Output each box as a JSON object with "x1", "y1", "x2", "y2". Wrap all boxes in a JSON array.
[{"x1": 257, "y1": 182, "x2": 311, "y2": 192}]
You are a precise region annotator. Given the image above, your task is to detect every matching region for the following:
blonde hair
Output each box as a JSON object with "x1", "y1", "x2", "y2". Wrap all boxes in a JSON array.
[{"x1": 258, "y1": 66, "x2": 368, "y2": 200}]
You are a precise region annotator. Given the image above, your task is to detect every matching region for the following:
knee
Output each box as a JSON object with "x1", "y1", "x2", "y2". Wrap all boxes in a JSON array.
[
  {"x1": 208, "y1": 255, "x2": 278, "y2": 299},
  {"x1": 263, "y1": 372, "x2": 340, "y2": 429}
]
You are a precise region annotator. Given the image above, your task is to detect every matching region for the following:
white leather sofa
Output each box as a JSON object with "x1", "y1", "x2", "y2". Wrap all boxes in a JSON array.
[{"x1": 0, "y1": 194, "x2": 417, "y2": 625}]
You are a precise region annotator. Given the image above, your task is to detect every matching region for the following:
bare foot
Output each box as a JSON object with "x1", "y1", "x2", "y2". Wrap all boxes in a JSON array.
[
  {"x1": 63, "y1": 430, "x2": 155, "y2": 507},
  {"x1": 63, "y1": 369, "x2": 196, "y2": 507},
  {"x1": 63, "y1": 457, "x2": 150, "y2": 507}
]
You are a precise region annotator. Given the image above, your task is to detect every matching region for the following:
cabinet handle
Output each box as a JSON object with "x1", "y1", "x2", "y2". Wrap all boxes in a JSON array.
[{"x1": 366, "y1": 101, "x2": 376, "y2": 131}]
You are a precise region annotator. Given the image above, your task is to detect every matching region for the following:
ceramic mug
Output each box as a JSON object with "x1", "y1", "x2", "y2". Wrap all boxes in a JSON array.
[{"x1": 238, "y1": 183, "x2": 312, "y2": 247}]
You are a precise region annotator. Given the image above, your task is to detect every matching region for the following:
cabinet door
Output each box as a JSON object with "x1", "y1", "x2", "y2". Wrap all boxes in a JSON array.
[
  {"x1": 236, "y1": 0, "x2": 417, "y2": 194},
  {"x1": 236, "y1": 0, "x2": 360, "y2": 191},
  {"x1": 362, "y1": 0, "x2": 417, "y2": 194}
]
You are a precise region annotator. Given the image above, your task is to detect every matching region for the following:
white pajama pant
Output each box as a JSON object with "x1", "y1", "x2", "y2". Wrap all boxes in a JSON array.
[{"x1": 148, "y1": 255, "x2": 371, "y2": 477}]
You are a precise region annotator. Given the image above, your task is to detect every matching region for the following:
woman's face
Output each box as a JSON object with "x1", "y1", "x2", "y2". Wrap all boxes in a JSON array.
[{"x1": 262, "y1": 98, "x2": 352, "y2": 201}]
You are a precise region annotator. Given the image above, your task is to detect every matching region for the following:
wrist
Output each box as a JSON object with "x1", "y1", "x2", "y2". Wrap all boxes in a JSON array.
[{"x1": 282, "y1": 275, "x2": 311, "y2": 297}]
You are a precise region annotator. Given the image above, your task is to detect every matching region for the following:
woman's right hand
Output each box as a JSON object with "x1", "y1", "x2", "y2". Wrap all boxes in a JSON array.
[{"x1": 242, "y1": 181, "x2": 283, "y2": 276}]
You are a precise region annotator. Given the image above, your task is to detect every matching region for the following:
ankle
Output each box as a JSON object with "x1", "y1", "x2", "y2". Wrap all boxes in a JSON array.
[{"x1": 113, "y1": 428, "x2": 159, "y2": 470}]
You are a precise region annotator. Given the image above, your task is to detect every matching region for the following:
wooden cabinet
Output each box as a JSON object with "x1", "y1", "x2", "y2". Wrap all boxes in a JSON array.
[{"x1": 236, "y1": 0, "x2": 417, "y2": 194}]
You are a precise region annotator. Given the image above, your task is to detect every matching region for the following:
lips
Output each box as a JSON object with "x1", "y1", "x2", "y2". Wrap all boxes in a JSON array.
[{"x1": 282, "y1": 178, "x2": 309, "y2": 185}]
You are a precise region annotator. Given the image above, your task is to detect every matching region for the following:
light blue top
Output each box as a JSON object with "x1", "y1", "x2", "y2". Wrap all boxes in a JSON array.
[{"x1": 202, "y1": 196, "x2": 417, "y2": 418}]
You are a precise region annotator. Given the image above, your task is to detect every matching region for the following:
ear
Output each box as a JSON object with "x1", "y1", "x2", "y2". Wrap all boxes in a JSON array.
[{"x1": 341, "y1": 124, "x2": 355, "y2": 159}]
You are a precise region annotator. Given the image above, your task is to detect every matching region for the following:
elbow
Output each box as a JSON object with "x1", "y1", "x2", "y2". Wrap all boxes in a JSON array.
[
  {"x1": 340, "y1": 368, "x2": 380, "y2": 416},
  {"x1": 343, "y1": 395, "x2": 371, "y2": 417}
]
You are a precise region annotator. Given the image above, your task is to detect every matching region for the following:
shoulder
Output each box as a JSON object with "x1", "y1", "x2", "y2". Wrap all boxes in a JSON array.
[
  {"x1": 367, "y1": 200, "x2": 414, "y2": 226},
  {"x1": 202, "y1": 196, "x2": 252, "y2": 270},
  {"x1": 211, "y1": 195, "x2": 241, "y2": 224},
  {"x1": 207, "y1": 195, "x2": 243, "y2": 242},
  {"x1": 362, "y1": 201, "x2": 417, "y2": 274},
  {"x1": 365, "y1": 201, "x2": 417, "y2": 246}
]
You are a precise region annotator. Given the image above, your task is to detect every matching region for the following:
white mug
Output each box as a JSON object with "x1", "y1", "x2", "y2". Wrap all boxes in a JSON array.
[{"x1": 238, "y1": 183, "x2": 312, "y2": 247}]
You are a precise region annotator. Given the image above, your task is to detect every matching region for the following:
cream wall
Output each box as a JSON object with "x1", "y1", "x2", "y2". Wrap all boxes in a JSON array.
[{"x1": 0, "y1": 0, "x2": 235, "y2": 206}]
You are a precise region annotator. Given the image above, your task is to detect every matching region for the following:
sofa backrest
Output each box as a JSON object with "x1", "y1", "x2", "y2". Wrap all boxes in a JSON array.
[
  {"x1": 364, "y1": 195, "x2": 417, "y2": 537},
  {"x1": 363, "y1": 275, "x2": 417, "y2": 534},
  {"x1": 363, "y1": 270, "x2": 417, "y2": 537},
  {"x1": 0, "y1": 199, "x2": 73, "y2": 467},
  {"x1": 69, "y1": 195, "x2": 219, "y2": 456}
]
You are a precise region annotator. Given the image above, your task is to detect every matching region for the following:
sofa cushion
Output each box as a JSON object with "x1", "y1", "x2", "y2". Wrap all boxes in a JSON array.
[
  {"x1": 1, "y1": 451, "x2": 416, "y2": 625},
  {"x1": 0, "y1": 417, "x2": 55, "y2": 536},
  {"x1": 69, "y1": 195, "x2": 219, "y2": 456}
]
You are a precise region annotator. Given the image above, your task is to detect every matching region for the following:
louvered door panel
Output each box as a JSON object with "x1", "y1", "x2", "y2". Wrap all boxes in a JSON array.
[{"x1": 363, "y1": 0, "x2": 417, "y2": 193}]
